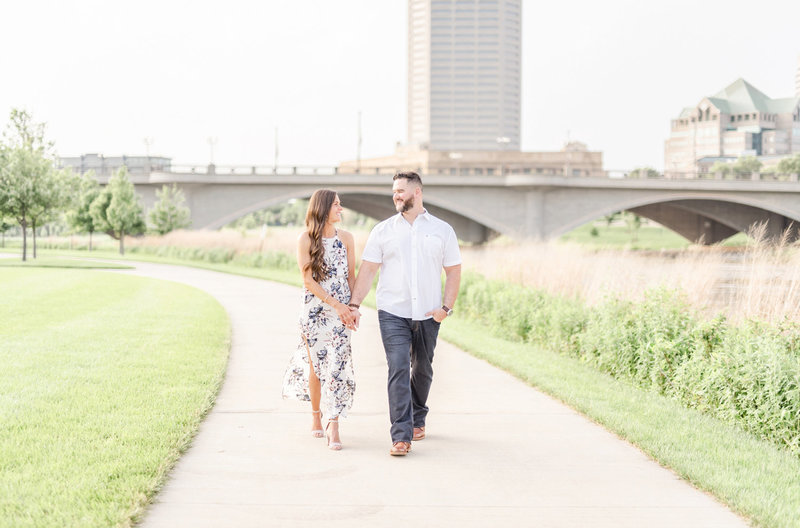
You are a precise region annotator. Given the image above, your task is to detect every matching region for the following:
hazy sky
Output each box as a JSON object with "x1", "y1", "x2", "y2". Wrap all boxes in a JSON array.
[{"x1": 1, "y1": 0, "x2": 798, "y2": 171}]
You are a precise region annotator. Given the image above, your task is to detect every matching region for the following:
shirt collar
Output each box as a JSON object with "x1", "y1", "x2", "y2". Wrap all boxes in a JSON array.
[{"x1": 393, "y1": 209, "x2": 430, "y2": 226}]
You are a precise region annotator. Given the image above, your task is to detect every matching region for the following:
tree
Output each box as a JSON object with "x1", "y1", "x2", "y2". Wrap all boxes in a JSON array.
[
  {"x1": 0, "y1": 150, "x2": 9, "y2": 247},
  {"x1": 0, "y1": 216, "x2": 13, "y2": 248},
  {"x1": 148, "y1": 183, "x2": 191, "y2": 235},
  {"x1": 629, "y1": 167, "x2": 660, "y2": 179},
  {"x1": 0, "y1": 109, "x2": 63, "y2": 261},
  {"x1": 622, "y1": 211, "x2": 642, "y2": 243},
  {"x1": 777, "y1": 154, "x2": 800, "y2": 175},
  {"x1": 732, "y1": 156, "x2": 762, "y2": 175},
  {"x1": 27, "y1": 166, "x2": 77, "y2": 258},
  {"x1": 67, "y1": 171, "x2": 101, "y2": 250},
  {"x1": 603, "y1": 211, "x2": 621, "y2": 227},
  {"x1": 710, "y1": 161, "x2": 732, "y2": 176},
  {"x1": 90, "y1": 167, "x2": 145, "y2": 255}
]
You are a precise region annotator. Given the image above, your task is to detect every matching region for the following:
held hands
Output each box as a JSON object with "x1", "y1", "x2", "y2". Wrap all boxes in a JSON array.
[
  {"x1": 334, "y1": 302, "x2": 357, "y2": 330},
  {"x1": 349, "y1": 307, "x2": 361, "y2": 330}
]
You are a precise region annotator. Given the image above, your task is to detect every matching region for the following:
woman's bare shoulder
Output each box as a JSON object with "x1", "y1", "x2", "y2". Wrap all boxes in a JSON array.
[
  {"x1": 297, "y1": 230, "x2": 312, "y2": 246},
  {"x1": 338, "y1": 229, "x2": 355, "y2": 244}
]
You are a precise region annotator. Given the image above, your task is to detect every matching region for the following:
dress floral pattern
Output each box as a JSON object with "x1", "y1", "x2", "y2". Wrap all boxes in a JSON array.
[{"x1": 282, "y1": 232, "x2": 355, "y2": 418}]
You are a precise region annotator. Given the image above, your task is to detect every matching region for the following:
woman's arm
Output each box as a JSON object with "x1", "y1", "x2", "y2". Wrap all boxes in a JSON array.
[
  {"x1": 341, "y1": 230, "x2": 357, "y2": 292},
  {"x1": 296, "y1": 232, "x2": 354, "y2": 327}
]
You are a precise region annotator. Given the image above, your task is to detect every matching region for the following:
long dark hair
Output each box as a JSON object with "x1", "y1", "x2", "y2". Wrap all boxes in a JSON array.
[{"x1": 304, "y1": 189, "x2": 337, "y2": 282}]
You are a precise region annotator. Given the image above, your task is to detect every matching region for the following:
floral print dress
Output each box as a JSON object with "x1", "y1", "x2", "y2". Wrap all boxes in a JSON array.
[{"x1": 282, "y1": 232, "x2": 355, "y2": 419}]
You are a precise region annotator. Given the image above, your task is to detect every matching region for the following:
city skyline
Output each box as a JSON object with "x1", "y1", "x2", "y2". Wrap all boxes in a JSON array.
[{"x1": 1, "y1": 0, "x2": 798, "y2": 171}]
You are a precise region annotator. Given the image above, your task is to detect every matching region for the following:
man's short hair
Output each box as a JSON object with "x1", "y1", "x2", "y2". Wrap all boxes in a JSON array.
[{"x1": 393, "y1": 171, "x2": 423, "y2": 188}]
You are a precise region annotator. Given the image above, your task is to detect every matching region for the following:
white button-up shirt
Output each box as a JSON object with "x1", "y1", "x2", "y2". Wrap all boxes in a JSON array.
[{"x1": 362, "y1": 210, "x2": 461, "y2": 320}]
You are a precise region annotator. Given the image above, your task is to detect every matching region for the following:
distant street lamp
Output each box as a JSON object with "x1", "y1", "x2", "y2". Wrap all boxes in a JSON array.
[
  {"x1": 207, "y1": 136, "x2": 218, "y2": 175},
  {"x1": 496, "y1": 137, "x2": 511, "y2": 174},
  {"x1": 142, "y1": 136, "x2": 154, "y2": 173},
  {"x1": 448, "y1": 152, "x2": 463, "y2": 175},
  {"x1": 273, "y1": 127, "x2": 279, "y2": 174}
]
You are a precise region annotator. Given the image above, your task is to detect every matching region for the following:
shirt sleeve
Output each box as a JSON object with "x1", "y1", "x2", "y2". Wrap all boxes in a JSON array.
[
  {"x1": 443, "y1": 226, "x2": 462, "y2": 267},
  {"x1": 361, "y1": 224, "x2": 383, "y2": 263}
]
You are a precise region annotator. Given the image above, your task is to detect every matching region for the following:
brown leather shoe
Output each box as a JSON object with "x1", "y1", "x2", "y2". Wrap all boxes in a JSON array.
[
  {"x1": 389, "y1": 441, "x2": 411, "y2": 456},
  {"x1": 412, "y1": 427, "x2": 425, "y2": 441}
]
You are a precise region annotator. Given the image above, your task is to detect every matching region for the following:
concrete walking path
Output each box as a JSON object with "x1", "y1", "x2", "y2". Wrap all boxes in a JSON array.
[{"x1": 111, "y1": 261, "x2": 749, "y2": 528}]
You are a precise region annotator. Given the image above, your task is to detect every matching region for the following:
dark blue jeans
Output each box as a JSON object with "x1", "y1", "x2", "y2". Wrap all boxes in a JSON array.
[{"x1": 378, "y1": 310, "x2": 440, "y2": 443}]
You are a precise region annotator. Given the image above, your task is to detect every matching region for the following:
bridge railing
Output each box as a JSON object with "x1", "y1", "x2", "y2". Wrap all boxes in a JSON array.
[
  {"x1": 606, "y1": 169, "x2": 800, "y2": 182},
  {"x1": 167, "y1": 164, "x2": 341, "y2": 176},
  {"x1": 84, "y1": 162, "x2": 800, "y2": 182}
]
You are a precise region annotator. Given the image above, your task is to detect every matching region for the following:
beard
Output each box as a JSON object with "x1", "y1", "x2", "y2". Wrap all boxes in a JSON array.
[{"x1": 395, "y1": 195, "x2": 415, "y2": 213}]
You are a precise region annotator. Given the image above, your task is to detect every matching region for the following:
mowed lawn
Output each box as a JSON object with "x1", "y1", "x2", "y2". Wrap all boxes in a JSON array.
[{"x1": 0, "y1": 268, "x2": 230, "y2": 528}]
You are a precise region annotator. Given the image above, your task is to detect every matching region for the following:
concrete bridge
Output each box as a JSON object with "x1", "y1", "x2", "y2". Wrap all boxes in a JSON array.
[{"x1": 108, "y1": 165, "x2": 800, "y2": 244}]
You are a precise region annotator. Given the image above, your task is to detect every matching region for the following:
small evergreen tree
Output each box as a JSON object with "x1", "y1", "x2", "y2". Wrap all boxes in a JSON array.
[
  {"x1": 90, "y1": 167, "x2": 145, "y2": 255},
  {"x1": 148, "y1": 184, "x2": 191, "y2": 235}
]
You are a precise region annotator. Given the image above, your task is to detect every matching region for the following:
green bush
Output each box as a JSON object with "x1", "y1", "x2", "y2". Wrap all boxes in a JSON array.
[
  {"x1": 458, "y1": 272, "x2": 586, "y2": 352},
  {"x1": 457, "y1": 272, "x2": 800, "y2": 458}
]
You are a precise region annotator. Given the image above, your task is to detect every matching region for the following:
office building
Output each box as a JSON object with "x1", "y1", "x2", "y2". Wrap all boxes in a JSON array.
[
  {"x1": 408, "y1": 0, "x2": 521, "y2": 151},
  {"x1": 664, "y1": 78, "x2": 800, "y2": 175}
]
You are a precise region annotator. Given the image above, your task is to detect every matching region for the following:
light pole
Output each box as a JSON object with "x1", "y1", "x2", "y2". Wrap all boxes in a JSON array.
[
  {"x1": 273, "y1": 127, "x2": 279, "y2": 174},
  {"x1": 448, "y1": 152, "x2": 463, "y2": 175},
  {"x1": 356, "y1": 111, "x2": 362, "y2": 173},
  {"x1": 142, "y1": 136, "x2": 154, "y2": 173},
  {"x1": 207, "y1": 136, "x2": 218, "y2": 174},
  {"x1": 496, "y1": 137, "x2": 510, "y2": 174}
]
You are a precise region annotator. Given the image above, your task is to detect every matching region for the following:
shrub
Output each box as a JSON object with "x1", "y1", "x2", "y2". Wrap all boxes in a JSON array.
[{"x1": 458, "y1": 272, "x2": 800, "y2": 457}]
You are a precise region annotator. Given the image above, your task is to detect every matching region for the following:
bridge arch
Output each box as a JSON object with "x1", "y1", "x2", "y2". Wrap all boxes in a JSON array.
[
  {"x1": 551, "y1": 192, "x2": 800, "y2": 244},
  {"x1": 205, "y1": 191, "x2": 317, "y2": 229},
  {"x1": 199, "y1": 187, "x2": 500, "y2": 244}
]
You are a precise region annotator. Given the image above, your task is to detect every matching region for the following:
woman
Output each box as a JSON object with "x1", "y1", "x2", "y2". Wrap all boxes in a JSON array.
[{"x1": 282, "y1": 189, "x2": 357, "y2": 450}]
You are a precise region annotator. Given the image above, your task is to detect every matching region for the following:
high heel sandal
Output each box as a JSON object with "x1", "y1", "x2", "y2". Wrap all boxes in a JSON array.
[
  {"x1": 311, "y1": 410, "x2": 324, "y2": 438},
  {"x1": 325, "y1": 419, "x2": 342, "y2": 451}
]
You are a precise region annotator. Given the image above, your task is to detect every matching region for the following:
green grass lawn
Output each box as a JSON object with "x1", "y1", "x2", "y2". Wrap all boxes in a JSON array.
[
  {"x1": 0, "y1": 268, "x2": 230, "y2": 528},
  {"x1": 4, "y1": 246, "x2": 797, "y2": 527},
  {"x1": 0, "y1": 256, "x2": 133, "y2": 269}
]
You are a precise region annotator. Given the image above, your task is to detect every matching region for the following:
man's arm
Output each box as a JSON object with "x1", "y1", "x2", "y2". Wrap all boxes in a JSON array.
[
  {"x1": 442, "y1": 263, "x2": 461, "y2": 312},
  {"x1": 350, "y1": 260, "x2": 380, "y2": 307},
  {"x1": 426, "y1": 264, "x2": 461, "y2": 323}
]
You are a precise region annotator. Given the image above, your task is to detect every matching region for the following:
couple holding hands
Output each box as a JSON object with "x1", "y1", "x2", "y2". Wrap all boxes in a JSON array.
[{"x1": 282, "y1": 171, "x2": 462, "y2": 456}]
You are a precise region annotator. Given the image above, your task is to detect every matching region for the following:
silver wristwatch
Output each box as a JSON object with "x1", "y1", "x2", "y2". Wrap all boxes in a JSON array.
[{"x1": 442, "y1": 305, "x2": 453, "y2": 316}]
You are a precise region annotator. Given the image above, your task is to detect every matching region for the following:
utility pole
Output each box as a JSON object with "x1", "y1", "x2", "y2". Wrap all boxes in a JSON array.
[{"x1": 274, "y1": 127, "x2": 279, "y2": 173}]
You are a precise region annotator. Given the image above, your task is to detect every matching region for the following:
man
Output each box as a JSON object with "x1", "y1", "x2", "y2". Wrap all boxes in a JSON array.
[{"x1": 349, "y1": 171, "x2": 461, "y2": 456}]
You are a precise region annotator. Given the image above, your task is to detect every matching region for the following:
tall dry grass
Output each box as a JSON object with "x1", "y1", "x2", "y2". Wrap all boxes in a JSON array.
[
  {"x1": 124, "y1": 227, "x2": 373, "y2": 261},
  {"x1": 462, "y1": 224, "x2": 800, "y2": 323},
  {"x1": 41, "y1": 223, "x2": 800, "y2": 324}
]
